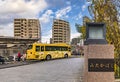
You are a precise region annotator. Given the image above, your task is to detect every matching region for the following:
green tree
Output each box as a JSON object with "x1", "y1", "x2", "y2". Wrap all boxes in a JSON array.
[
  {"x1": 88, "y1": 0, "x2": 120, "y2": 55},
  {"x1": 75, "y1": 23, "x2": 86, "y2": 39}
]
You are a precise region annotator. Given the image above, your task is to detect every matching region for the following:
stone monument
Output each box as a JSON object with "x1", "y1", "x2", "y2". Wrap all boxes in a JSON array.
[{"x1": 84, "y1": 23, "x2": 114, "y2": 82}]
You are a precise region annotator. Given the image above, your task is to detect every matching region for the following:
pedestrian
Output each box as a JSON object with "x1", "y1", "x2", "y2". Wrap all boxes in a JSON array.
[
  {"x1": 17, "y1": 52, "x2": 21, "y2": 61},
  {"x1": 13, "y1": 53, "x2": 17, "y2": 62},
  {"x1": 21, "y1": 53, "x2": 26, "y2": 61}
]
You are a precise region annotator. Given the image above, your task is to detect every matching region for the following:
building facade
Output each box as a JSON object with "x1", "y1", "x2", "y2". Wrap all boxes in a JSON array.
[
  {"x1": 71, "y1": 38, "x2": 81, "y2": 45},
  {"x1": 0, "y1": 36, "x2": 38, "y2": 57},
  {"x1": 14, "y1": 18, "x2": 41, "y2": 41},
  {"x1": 52, "y1": 19, "x2": 70, "y2": 44},
  {"x1": 71, "y1": 38, "x2": 84, "y2": 55}
]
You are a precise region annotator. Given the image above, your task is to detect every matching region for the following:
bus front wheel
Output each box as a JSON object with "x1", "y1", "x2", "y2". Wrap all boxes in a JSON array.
[
  {"x1": 46, "y1": 55, "x2": 51, "y2": 60},
  {"x1": 64, "y1": 54, "x2": 68, "y2": 58}
]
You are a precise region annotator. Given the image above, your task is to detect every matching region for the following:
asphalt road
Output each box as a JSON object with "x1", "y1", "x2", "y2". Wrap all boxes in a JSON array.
[{"x1": 0, "y1": 58, "x2": 84, "y2": 82}]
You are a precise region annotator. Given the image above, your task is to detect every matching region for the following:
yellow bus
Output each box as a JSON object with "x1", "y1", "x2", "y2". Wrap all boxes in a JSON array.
[{"x1": 26, "y1": 43, "x2": 71, "y2": 60}]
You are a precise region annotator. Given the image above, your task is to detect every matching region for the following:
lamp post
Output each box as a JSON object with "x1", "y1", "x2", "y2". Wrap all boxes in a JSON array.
[{"x1": 84, "y1": 22, "x2": 107, "y2": 45}]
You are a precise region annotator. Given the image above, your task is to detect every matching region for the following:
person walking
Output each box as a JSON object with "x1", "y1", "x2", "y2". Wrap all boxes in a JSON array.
[
  {"x1": 17, "y1": 52, "x2": 21, "y2": 61},
  {"x1": 21, "y1": 53, "x2": 26, "y2": 61},
  {"x1": 13, "y1": 53, "x2": 17, "y2": 63}
]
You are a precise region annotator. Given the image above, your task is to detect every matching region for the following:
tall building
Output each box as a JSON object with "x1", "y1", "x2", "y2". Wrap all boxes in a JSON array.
[
  {"x1": 14, "y1": 18, "x2": 41, "y2": 41},
  {"x1": 52, "y1": 19, "x2": 70, "y2": 44}
]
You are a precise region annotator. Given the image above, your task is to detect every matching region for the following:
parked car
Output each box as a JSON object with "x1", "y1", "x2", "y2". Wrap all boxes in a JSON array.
[{"x1": 0, "y1": 56, "x2": 5, "y2": 64}]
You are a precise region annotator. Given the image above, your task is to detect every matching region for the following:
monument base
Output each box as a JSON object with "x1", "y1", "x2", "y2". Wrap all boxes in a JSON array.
[{"x1": 84, "y1": 44, "x2": 114, "y2": 82}]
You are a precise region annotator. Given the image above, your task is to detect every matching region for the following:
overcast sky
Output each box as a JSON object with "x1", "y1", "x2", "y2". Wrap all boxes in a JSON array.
[{"x1": 0, "y1": 0, "x2": 91, "y2": 43}]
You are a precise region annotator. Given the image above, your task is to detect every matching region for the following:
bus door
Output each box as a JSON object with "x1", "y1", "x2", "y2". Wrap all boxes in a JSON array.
[
  {"x1": 35, "y1": 46, "x2": 44, "y2": 59},
  {"x1": 40, "y1": 46, "x2": 45, "y2": 59}
]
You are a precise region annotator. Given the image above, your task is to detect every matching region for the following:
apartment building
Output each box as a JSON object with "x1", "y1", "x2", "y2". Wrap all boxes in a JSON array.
[
  {"x1": 14, "y1": 18, "x2": 41, "y2": 41},
  {"x1": 52, "y1": 19, "x2": 70, "y2": 44}
]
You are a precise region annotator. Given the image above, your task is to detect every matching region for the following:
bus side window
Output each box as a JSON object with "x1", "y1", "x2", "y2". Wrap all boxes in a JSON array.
[
  {"x1": 36, "y1": 46, "x2": 40, "y2": 51},
  {"x1": 61, "y1": 47, "x2": 64, "y2": 51},
  {"x1": 65, "y1": 47, "x2": 67, "y2": 51},
  {"x1": 55, "y1": 46, "x2": 60, "y2": 51},
  {"x1": 41, "y1": 46, "x2": 44, "y2": 51},
  {"x1": 61, "y1": 47, "x2": 67, "y2": 51},
  {"x1": 46, "y1": 46, "x2": 50, "y2": 51},
  {"x1": 51, "y1": 46, "x2": 54, "y2": 51}
]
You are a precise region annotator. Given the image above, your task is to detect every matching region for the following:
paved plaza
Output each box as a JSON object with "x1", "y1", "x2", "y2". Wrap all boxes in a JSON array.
[{"x1": 0, "y1": 58, "x2": 84, "y2": 82}]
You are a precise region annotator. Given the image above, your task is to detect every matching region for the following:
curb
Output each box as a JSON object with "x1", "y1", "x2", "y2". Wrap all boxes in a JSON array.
[
  {"x1": 70, "y1": 55, "x2": 84, "y2": 58},
  {"x1": 0, "y1": 62, "x2": 30, "y2": 69},
  {"x1": 0, "y1": 57, "x2": 83, "y2": 69}
]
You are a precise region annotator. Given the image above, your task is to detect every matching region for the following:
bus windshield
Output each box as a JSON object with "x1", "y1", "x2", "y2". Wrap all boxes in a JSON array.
[{"x1": 28, "y1": 45, "x2": 33, "y2": 49}]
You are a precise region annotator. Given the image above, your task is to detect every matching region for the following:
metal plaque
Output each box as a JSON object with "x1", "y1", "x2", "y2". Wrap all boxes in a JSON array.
[{"x1": 88, "y1": 59, "x2": 114, "y2": 72}]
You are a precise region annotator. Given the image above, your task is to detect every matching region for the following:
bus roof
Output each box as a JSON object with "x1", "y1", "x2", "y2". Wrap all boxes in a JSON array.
[{"x1": 33, "y1": 43, "x2": 70, "y2": 46}]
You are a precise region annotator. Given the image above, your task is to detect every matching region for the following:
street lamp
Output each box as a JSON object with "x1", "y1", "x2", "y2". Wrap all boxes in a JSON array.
[{"x1": 84, "y1": 22, "x2": 107, "y2": 45}]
